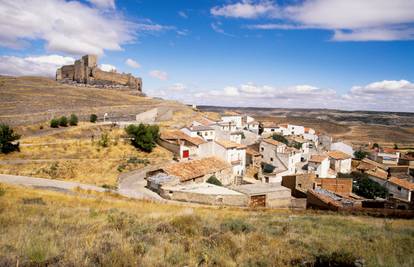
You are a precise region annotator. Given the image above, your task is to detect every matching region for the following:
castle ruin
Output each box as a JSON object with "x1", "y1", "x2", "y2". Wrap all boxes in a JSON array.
[{"x1": 56, "y1": 55, "x2": 142, "y2": 93}]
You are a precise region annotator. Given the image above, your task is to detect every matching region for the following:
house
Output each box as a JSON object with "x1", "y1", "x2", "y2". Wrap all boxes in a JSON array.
[
  {"x1": 146, "y1": 156, "x2": 234, "y2": 187},
  {"x1": 159, "y1": 130, "x2": 207, "y2": 160},
  {"x1": 231, "y1": 183, "x2": 292, "y2": 208},
  {"x1": 246, "y1": 147, "x2": 261, "y2": 168},
  {"x1": 327, "y1": 150, "x2": 352, "y2": 174},
  {"x1": 217, "y1": 121, "x2": 238, "y2": 132},
  {"x1": 286, "y1": 124, "x2": 305, "y2": 136},
  {"x1": 246, "y1": 120, "x2": 259, "y2": 133},
  {"x1": 192, "y1": 117, "x2": 217, "y2": 127},
  {"x1": 377, "y1": 148, "x2": 400, "y2": 165},
  {"x1": 181, "y1": 125, "x2": 215, "y2": 142},
  {"x1": 308, "y1": 154, "x2": 333, "y2": 178},
  {"x1": 330, "y1": 141, "x2": 354, "y2": 157},
  {"x1": 282, "y1": 173, "x2": 316, "y2": 198},
  {"x1": 366, "y1": 170, "x2": 414, "y2": 202},
  {"x1": 399, "y1": 153, "x2": 414, "y2": 167},
  {"x1": 214, "y1": 139, "x2": 246, "y2": 177},
  {"x1": 303, "y1": 127, "x2": 318, "y2": 144},
  {"x1": 221, "y1": 114, "x2": 243, "y2": 129},
  {"x1": 261, "y1": 122, "x2": 289, "y2": 136}
]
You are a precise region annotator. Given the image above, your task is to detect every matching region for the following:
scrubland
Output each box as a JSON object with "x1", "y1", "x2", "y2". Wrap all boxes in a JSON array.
[{"x1": 0, "y1": 184, "x2": 413, "y2": 266}]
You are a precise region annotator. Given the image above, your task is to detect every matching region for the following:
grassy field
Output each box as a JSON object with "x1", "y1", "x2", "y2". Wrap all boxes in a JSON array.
[
  {"x1": 0, "y1": 184, "x2": 413, "y2": 266},
  {"x1": 0, "y1": 123, "x2": 172, "y2": 187}
]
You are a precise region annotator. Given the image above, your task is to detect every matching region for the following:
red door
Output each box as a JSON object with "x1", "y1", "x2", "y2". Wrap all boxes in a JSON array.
[{"x1": 182, "y1": 150, "x2": 189, "y2": 158}]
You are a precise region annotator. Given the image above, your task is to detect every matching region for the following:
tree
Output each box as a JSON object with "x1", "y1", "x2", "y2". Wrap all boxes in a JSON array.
[
  {"x1": 372, "y1": 143, "x2": 379, "y2": 149},
  {"x1": 50, "y1": 118, "x2": 59, "y2": 128},
  {"x1": 206, "y1": 175, "x2": 222, "y2": 186},
  {"x1": 90, "y1": 114, "x2": 98, "y2": 123},
  {"x1": 59, "y1": 116, "x2": 68, "y2": 127},
  {"x1": 0, "y1": 124, "x2": 20, "y2": 154},
  {"x1": 354, "y1": 150, "x2": 368, "y2": 160},
  {"x1": 125, "y1": 123, "x2": 159, "y2": 152},
  {"x1": 394, "y1": 143, "x2": 399, "y2": 149},
  {"x1": 351, "y1": 172, "x2": 388, "y2": 199},
  {"x1": 272, "y1": 134, "x2": 288, "y2": 145},
  {"x1": 292, "y1": 141, "x2": 302, "y2": 150},
  {"x1": 258, "y1": 123, "x2": 264, "y2": 135},
  {"x1": 69, "y1": 114, "x2": 78, "y2": 126}
]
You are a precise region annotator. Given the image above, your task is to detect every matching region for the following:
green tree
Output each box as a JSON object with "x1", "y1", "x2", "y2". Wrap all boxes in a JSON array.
[
  {"x1": 50, "y1": 118, "x2": 59, "y2": 128},
  {"x1": 291, "y1": 141, "x2": 302, "y2": 150},
  {"x1": 0, "y1": 124, "x2": 20, "y2": 154},
  {"x1": 90, "y1": 114, "x2": 98, "y2": 123},
  {"x1": 394, "y1": 143, "x2": 399, "y2": 149},
  {"x1": 351, "y1": 172, "x2": 388, "y2": 199},
  {"x1": 354, "y1": 150, "x2": 368, "y2": 160},
  {"x1": 125, "y1": 123, "x2": 159, "y2": 152},
  {"x1": 272, "y1": 134, "x2": 288, "y2": 145},
  {"x1": 372, "y1": 143, "x2": 379, "y2": 149},
  {"x1": 98, "y1": 132, "x2": 110, "y2": 148},
  {"x1": 59, "y1": 116, "x2": 68, "y2": 127},
  {"x1": 206, "y1": 175, "x2": 222, "y2": 186},
  {"x1": 69, "y1": 114, "x2": 78, "y2": 126}
]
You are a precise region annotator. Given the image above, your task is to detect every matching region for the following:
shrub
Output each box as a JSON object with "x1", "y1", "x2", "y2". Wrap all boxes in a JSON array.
[
  {"x1": 0, "y1": 185, "x2": 5, "y2": 197},
  {"x1": 98, "y1": 132, "x2": 110, "y2": 148},
  {"x1": 0, "y1": 124, "x2": 20, "y2": 154},
  {"x1": 291, "y1": 141, "x2": 302, "y2": 149},
  {"x1": 352, "y1": 172, "x2": 388, "y2": 199},
  {"x1": 220, "y1": 218, "x2": 254, "y2": 234},
  {"x1": 272, "y1": 134, "x2": 288, "y2": 145},
  {"x1": 206, "y1": 175, "x2": 222, "y2": 186},
  {"x1": 125, "y1": 124, "x2": 159, "y2": 152},
  {"x1": 69, "y1": 114, "x2": 78, "y2": 126},
  {"x1": 314, "y1": 251, "x2": 362, "y2": 267},
  {"x1": 354, "y1": 150, "x2": 368, "y2": 160},
  {"x1": 90, "y1": 114, "x2": 98, "y2": 123},
  {"x1": 50, "y1": 118, "x2": 59, "y2": 128},
  {"x1": 372, "y1": 143, "x2": 379, "y2": 149},
  {"x1": 59, "y1": 116, "x2": 68, "y2": 127}
]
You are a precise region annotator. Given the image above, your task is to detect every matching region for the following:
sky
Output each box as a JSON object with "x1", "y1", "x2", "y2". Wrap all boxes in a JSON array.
[{"x1": 0, "y1": 0, "x2": 414, "y2": 112}]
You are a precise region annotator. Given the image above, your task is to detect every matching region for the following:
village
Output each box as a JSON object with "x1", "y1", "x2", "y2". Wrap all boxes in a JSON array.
[{"x1": 125, "y1": 108, "x2": 414, "y2": 214}]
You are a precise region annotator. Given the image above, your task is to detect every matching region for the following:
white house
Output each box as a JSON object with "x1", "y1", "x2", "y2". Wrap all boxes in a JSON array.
[
  {"x1": 330, "y1": 141, "x2": 354, "y2": 157},
  {"x1": 303, "y1": 127, "x2": 319, "y2": 144},
  {"x1": 217, "y1": 121, "x2": 238, "y2": 132},
  {"x1": 246, "y1": 121, "x2": 259, "y2": 133},
  {"x1": 181, "y1": 125, "x2": 215, "y2": 142},
  {"x1": 286, "y1": 124, "x2": 305, "y2": 136},
  {"x1": 261, "y1": 122, "x2": 290, "y2": 136},
  {"x1": 377, "y1": 148, "x2": 400, "y2": 165},
  {"x1": 214, "y1": 139, "x2": 246, "y2": 177},
  {"x1": 308, "y1": 154, "x2": 332, "y2": 178},
  {"x1": 221, "y1": 115, "x2": 243, "y2": 129},
  {"x1": 159, "y1": 130, "x2": 208, "y2": 160},
  {"x1": 327, "y1": 150, "x2": 352, "y2": 174}
]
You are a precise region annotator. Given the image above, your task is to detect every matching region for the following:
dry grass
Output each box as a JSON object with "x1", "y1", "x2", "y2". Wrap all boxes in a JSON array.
[
  {"x1": 0, "y1": 184, "x2": 413, "y2": 266},
  {"x1": 0, "y1": 125, "x2": 172, "y2": 186}
]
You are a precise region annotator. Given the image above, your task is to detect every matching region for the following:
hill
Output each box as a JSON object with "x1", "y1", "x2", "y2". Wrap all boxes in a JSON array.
[{"x1": 0, "y1": 183, "x2": 413, "y2": 266}]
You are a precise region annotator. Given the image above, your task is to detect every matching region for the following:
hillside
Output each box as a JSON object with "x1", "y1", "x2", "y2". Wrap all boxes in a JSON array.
[
  {"x1": 0, "y1": 76, "x2": 189, "y2": 128},
  {"x1": 0, "y1": 183, "x2": 413, "y2": 266}
]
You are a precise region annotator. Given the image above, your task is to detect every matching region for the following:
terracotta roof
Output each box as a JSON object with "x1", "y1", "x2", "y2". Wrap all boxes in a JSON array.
[
  {"x1": 356, "y1": 161, "x2": 376, "y2": 171},
  {"x1": 222, "y1": 111, "x2": 241, "y2": 116},
  {"x1": 361, "y1": 158, "x2": 387, "y2": 170},
  {"x1": 215, "y1": 139, "x2": 246, "y2": 149},
  {"x1": 262, "y1": 138, "x2": 284, "y2": 147},
  {"x1": 187, "y1": 125, "x2": 214, "y2": 131},
  {"x1": 366, "y1": 169, "x2": 388, "y2": 180},
  {"x1": 279, "y1": 123, "x2": 288, "y2": 128},
  {"x1": 309, "y1": 154, "x2": 328, "y2": 163},
  {"x1": 304, "y1": 127, "x2": 313, "y2": 133},
  {"x1": 194, "y1": 117, "x2": 216, "y2": 126},
  {"x1": 261, "y1": 121, "x2": 279, "y2": 128},
  {"x1": 161, "y1": 130, "x2": 206, "y2": 146},
  {"x1": 218, "y1": 121, "x2": 236, "y2": 126},
  {"x1": 382, "y1": 148, "x2": 399, "y2": 153},
  {"x1": 328, "y1": 150, "x2": 351, "y2": 160},
  {"x1": 164, "y1": 157, "x2": 231, "y2": 182},
  {"x1": 246, "y1": 148, "x2": 260, "y2": 156},
  {"x1": 388, "y1": 177, "x2": 414, "y2": 190}
]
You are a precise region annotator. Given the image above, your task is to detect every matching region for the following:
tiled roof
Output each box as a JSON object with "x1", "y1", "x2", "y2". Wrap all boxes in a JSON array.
[
  {"x1": 382, "y1": 148, "x2": 399, "y2": 153},
  {"x1": 327, "y1": 150, "x2": 352, "y2": 160},
  {"x1": 194, "y1": 117, "x2": 216, "y2": 126},
  {"x1": 262, "y1": 138, "x2": 284, "y2": 146},
  {"x1": 261, "y1": 121, "x2": 279, "y2": 128},
  {"x1": 187, "y1": 125, "x2": 214, "y2": 131},
  {"x1": 161, "y1": 130, "x2": 206, "y2": 146},
  {"x1": 164, "y1": 157, "x2": 231, "y2": 182},
  {"x1": 309, "y1": 154, "x2": 328, "y2": 163},
  {"x1": 388, "y1": 177, "x2": 414, "y2": 190},
  {"x1": 215, "y1": 139, "x2": 246, "y2": 149},
  {"x1": 366, "y1": 169, "x2": 388, "y2": 180},
  {"x1": 279, "y1": 123, "x2": 288, "y2": 128},
  {"x1": 362, "y1": 158, "x2": 387, "y2": 170},
  {"x1": 246, "y1": 147, "x2": 260, "y2": 156}
]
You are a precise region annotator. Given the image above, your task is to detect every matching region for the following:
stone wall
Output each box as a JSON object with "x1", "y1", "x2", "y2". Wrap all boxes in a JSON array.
[{"x1": 315, "y1": 178, "x2": 353, "y2": 196}]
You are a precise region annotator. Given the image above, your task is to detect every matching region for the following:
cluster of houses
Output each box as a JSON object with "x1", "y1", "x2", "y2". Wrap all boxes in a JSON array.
[{"x1": 144, "y1": 111, "x2": 414, "y2": 213}]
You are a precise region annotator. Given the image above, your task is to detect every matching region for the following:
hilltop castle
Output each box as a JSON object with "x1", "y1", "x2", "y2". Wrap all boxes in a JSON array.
[{"x1": 56, "y1": 55, "x2": 142, "y2": 93}]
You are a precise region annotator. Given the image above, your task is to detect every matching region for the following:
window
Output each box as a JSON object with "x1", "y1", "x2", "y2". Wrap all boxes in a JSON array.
[
  {"x1": 270, "y1": 157, "x2": 273, "y2": 162},
  {"x1": 298, "y1": 183, "x2": 302, "y2": 188},
  {"x1": 261, "y1": 147, "x2": 264, "y2": 152},
  {"x1": 265, "y1": 177, "x2": 269, "y2": 183},
  {"x1": 271, "y1": 129, "x2": 275, "y2": 132},
  {"x1": 398, "y1": 186, "x2": 402, "y2": 191}
]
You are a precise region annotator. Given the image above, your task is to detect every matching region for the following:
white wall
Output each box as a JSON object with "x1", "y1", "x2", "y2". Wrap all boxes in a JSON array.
[
  {"x1": 330, "y1": 142, "x2": 354, "y2": 157},
  {"x1": 221, "y1": 115, "x2": 243, "y2": 129}
]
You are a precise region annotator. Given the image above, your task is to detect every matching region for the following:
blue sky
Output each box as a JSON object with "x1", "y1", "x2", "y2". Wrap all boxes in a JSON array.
[{"x1": 1, "y1": 0, "x2": 414, "y2": 111}]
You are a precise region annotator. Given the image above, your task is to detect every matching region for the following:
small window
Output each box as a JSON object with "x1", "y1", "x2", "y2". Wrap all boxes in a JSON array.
[
  {"x1": 261, "y1": 147, "x2": 264, "y2": 151},
  {"x1": 397, "y1": 186, "x2": 402, "y2": 191},
  {"x1": 271, "y1": 129, "x2": 275, "y2": 132},
  {"x1": 298, "y1": 183, "x2": 302, "y2": 188},
  {"x1": 270, "y1": 157, "x2": 273, "y2": 162},
  {"x1": 265, "y1": 177, "x2": 269, "y2": 183}
]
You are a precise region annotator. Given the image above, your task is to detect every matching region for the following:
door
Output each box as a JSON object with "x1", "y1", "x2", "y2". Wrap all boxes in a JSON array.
[
  {"x1": 182, "y1": 150, "x2": 189, "y2": 158},
  {"x1": 250, "y1": 195, "x2": 266, "y2": 207}
]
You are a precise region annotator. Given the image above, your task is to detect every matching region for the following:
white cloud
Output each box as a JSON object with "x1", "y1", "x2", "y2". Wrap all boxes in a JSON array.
[
  {"x1": 125, "y1": 58, "x2": 141, "y2": 68},
  {"x1": 178, "y1": 11, "x2": 188, "y2": 18},
  {"x1": 0, "y1": 54, "x2": 74, "y2": 77},
  {"x1": 211, "y1": 22, "x2": 235, "y2": 37},
  {"x1": 87, "y1": 0, "x2": 115, "y2": 9},
  {"x1": 238, "y1": 0, "x2": 414, "y2": 41},
  {"x1": 350, "y1": 80, "x2": 414, "y2": 95},
  {"x1": 169, "y1": 83, "x2": 186, "y2": 91},
  {"x1": 99, "y1": 64, "x2": 117, "y2": 72},
  {"x1": 211, "y1": 0, "x2": 279, "y2": 19},
  {"x1": 0, "y1": 0, "x2": 171, "y2": 55},
  {"x1": 149, "y1": 70, "x2": 168, "y2": 80}
]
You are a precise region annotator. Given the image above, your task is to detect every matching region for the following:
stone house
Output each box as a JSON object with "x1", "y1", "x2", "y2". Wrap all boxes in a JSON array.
[
  {"x1": 181, "y1": 125, "x2": 215, "y2": 142},
  {"x1": 214, "y1": 139, "x2": 246, "y2": 177},
  {"x1": 231, "y1": 183, "x2": 292, "y2": 208},
  {"x1": 308, "y1": 154, "x2": 332, "y2": 178},
  {"x1": 327, "y1": 150, "x2": 352, "y2": 174}
]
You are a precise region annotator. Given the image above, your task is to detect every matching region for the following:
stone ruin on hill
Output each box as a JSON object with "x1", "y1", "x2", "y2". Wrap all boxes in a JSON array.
[{"x1": 56, "y1": 55, "x2": 142, "y2": 93}]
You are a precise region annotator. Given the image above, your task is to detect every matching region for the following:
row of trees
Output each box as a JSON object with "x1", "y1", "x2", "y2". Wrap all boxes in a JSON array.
[{"x1": 50, "y1": 114, "x2": 98, "y2": 128}]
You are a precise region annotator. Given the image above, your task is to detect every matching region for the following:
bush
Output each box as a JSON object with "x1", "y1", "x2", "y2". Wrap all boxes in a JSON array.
[
  {"x1": 125, "y1": 124, "x2": 159, "y2": 152},
  {"x1": 59, "y1": 116, "x2": 68, "y2": 127},
  {"x1": 291, "y1": 141, "x2": 302, "y2": 149},
  {"x1": 272, "y1": 134, "x2": 288, "y2": 145},
  {"x1": 206, "y1": 175, "x2": 222, "y2": 186},
  {"x1": 314, "y1": 251, "x2": 362, "y2": 267},
  {"x1": 69, "y1": 114, "x2": 78, "y2": 126},
  {"x1": 0, "y1": 186, "x2": 5, "y2": 197},
  {"x1": 50, "y1": 118, "x2": 59, "y2": 128},
  {"x1": 98, "y1": 133, "x2": 110, "y2": 148},
  {"x1": 0, "y1": 124, "x2": 20, "y2": 154},
  {"x1": 90, "y1": 114, "x2": 98, "y2": 123},
  {"x1": 354, "y1": 150, "x2": 368, "y2": 160},
  {"x1": 220, "y1": 218, "x2": 254, "y2": 234}
]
